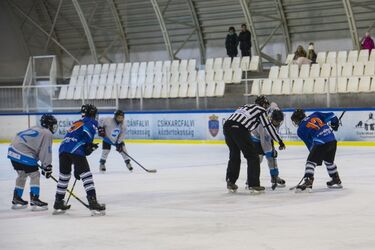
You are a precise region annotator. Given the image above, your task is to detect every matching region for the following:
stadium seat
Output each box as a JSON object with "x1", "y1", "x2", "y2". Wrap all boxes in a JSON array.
[
  {"x1": 65, "y1": 85, "x2": 75, "y2": 100},
  {"x1": 155, "y1": 61, "x2": 163, "y2": 73},
  {"x1": 328, "y1": 78, "x2": 337, "y2": 93},
  {"x1": 70, "y1": 65, "x2": 80, "y2": 80},
  {"x1": 358, "y1": 50, "x2": 369, "y2": 63},
  {"x1": 310, "y1": 64, "x2": 320, "y2": 78},
  {"x1": 58, "y1": 85, "x2": 68, "y2": 100},
  {"x1": 143, "y1": 83, "x2": 154, "y2": 98},
  {"x1": 73, "y1": 85, "x2": 82, "y2": 99},
  {"x1": 232, "y1": 69, "x2": 242, "y2": 83},
  {"x1": 214, "y1": 58, "x2": 223, "y2": 71},
  {"x1": 222, "y1": 57, "x2": 232, "y2": 70},
  {"x1": 316, "y1": 52, "x2": 326, "y2": 65},
  {"x1": 187, "y1": 71, "x2": 197, "y2": 97},
  {"x1": 303, "y1": 78, "x2": 315, "y2": 94},
  {"x1": 271, "y1": 79, "x2": 282, "y2": 95},
  {"x1": 231, "y1": 57, "x2": 241, "y2": 70},
  {"x1": 99, "y1": 64, "x2": 109, "y2": 85},
  {"x1": 320, "y1": 64, "x2": 331, "y2": 78},
  {"x1": 162, "y1": 60, "x2": 171, "y2": 74},
  {"x1": 124, "y1": 63, "x2": 131, "y2": 74},
  {"x1": 364, "y1": 61, "x2": 375, "y2": 76},
  {"x1": 331, "y1": 64, "x2": 343, "y2": 77},
  {"x1": 370, "y1": 51, "x2": 375, "y2": 62},
  {"x1": 205, "y1": 58, "x2": 214, "y2": 72},
  {"x1": 111, "y1": 85, "x2": 119, "y2": 99},
  {"x1": 269, "y1": 66, "x2": 279, "y2": 79},
  {"x1": 171, "y1": 60, "x2": 180, "y2": 73},
  {"x1": 187, "y1": 59, "x2": 196, "y2": 72},
  {"x1": 119, "y1": 85, "x2": 129, "y2": 99},
  {"x1": 326, "y1": 51, "x2": 337, "y2": 65},
  {"x1": 104, "y1": 85, "x2": 114, "y2": 99},
  {"x1": 292, "y1": 79, "x2": 304, "y2": 94},
  {"x1": 215, "y1": 81, "x2": 225, "y2": 96},
  {"x1": 278, "y1": 66, "x2": 289, "y2": 79},
  {"x1": 197, "y1": 70, "x2": 206, "y2": 97},
  {"x1": 96, "y1": 85, "x2": 105, "y2": 99},
  {"x1": 251, "y1": 79, "x2": 261, "y2": 95},
  {"x1": 261, "y1": 79, "x2": 272, "y2": 95},
  {"x1": 114, "y1": 63, "x2": 124, "y2": 86},
  {"x1": 341, "y1": 63, "x2": 353, "y2": 77},
  {"x1": 313, "y1": 78, "x2": 326, "y2": 94},
  {"x1": 146, "y1": 61, "x2": 155, "y2": 75},
  {"x1": 178, "y1": 71, "x2": 189, "y2": 97},
  {"x1": 106, "y1": 64, "x2": 117, "y2": 86},
  {"x1": 370, "y1": 78, "x2": 375, "y2": 92},
  {"x1": 139, "y1": 62, "x2": 147, "y2": 76},
  {"x1": 281, "y1": 79, "x2": 292, "y2": 95},
  {"x1": 249, "y1": 56, "x2": 260, "y2": 71},
  {"x1": 299, "y1": 64, "x2": 310, "y2": 79},
  {"x1": 347, "y1": 77, "x2": 359, "y2": 92},
  {"x1": 337, "y1": 77, "x2": 348, "y2": 93},
  {"x1": 285, "y1": 54, "x2": 294, "y2": 64},
  {"x1": 289, "y1": 64, "x2": 299, "y2": 79},
  {"x1": 353, "y1": 62, "x2": 364, "y2": 76},
  {"x1": 240, "y1": 56, "x2": 250, "y2": 71},
  {"x1": 358, "y1": 76, "x2": 371, "y2": 92},
  {"x1": 347, "y1": 50, "x2": 358, "y2": 63},
  {"x1": 179, "y1": 60, "x2": 188, "y2": 72},
  {"x1": 223, "y1": 69, "x2": 233, "y2": 83},
  {"x1": 214, "y1": 69, "x2": 224, "y2": 82},
  {"x1": 88, "y1": 85, "x2": 98, "y2": 99},
  {"x1": 337, "y1": 51, "x2": 347, "y2": 64}
]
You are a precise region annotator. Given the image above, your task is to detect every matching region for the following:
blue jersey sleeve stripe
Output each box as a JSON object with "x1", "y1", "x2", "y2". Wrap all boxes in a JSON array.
[
  {"x1": 70, "y1": 142, "x2": 85, "y2": 153},
  {"x1": 83, "y1": 127, "x2": 93, "y2": 140}
]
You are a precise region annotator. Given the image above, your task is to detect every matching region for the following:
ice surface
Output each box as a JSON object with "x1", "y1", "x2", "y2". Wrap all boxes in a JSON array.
[{"x1": 0, "y1": 143, "x2": 374, "y2": 250}]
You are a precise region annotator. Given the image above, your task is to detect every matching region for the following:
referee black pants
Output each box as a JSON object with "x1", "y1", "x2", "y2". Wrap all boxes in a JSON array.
[{"x1": 224, "y1": 120, "x2": 260, "y2": 187}]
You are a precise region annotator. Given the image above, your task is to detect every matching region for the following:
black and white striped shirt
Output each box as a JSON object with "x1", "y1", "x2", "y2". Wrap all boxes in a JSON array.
[{"x1": 227, "y1": 104, "x2": 283, "y2": 143}]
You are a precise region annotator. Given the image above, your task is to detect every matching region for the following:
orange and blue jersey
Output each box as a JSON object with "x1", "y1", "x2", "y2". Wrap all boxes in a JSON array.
[
  {"x1": 297, "y1": 112, "x2": 338, "y2": 151},
  {"x1": 59, "y1": 117, "x2": 98, "y2": 156}
]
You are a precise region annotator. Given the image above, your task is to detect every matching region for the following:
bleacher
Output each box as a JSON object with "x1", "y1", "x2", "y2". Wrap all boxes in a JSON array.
[
  {"x1": 251, "y1": 50, "x2": 375, "y2": 96},
  {"x1": 58, "y1": 56, "x2": 260, "y2": 100}
]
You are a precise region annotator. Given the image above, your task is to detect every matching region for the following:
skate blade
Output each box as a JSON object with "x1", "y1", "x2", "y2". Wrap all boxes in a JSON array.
[
  {"x1": 327, "y1": 184, "x2": 343, "y2": 189},
  {"x1": 90, "y1": 210, "x2": 106, "y2": 216},
  {"x1": 31, "y1": 205, "x2": 48, "y2": 211},
  {"x1": 249, "y1": 189, "x2": 265, "y2": 195},
  {"x1": 11, "y1": 204, "x2": 28, "y2": 210},
  {"x1": 295, "y1": 188, "x2": 313, "y2": 193},
  {"x1": 52, "y1": 209, "x2": 67, "y2": 215}
]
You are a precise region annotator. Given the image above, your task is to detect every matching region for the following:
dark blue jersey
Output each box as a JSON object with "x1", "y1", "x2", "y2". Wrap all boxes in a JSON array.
[
  {"x1": 59, "y1": 117, "x2": 98, "y2": 156},
  {"x1": 297, "y1": 112, "x2": 338, "y2": 151}
]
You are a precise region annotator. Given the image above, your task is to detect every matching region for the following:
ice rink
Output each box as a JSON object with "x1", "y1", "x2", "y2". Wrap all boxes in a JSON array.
[{"x1": 0, "y1": 143, "x2": 374, "y2": 250}]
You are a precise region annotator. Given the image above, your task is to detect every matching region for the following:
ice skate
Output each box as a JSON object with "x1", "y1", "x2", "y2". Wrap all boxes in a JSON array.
[
  {"x1": 11, "y1": 190, "x2": 28, "y2": 210},
  {"x1": 87, "y1": 195, "x2": 106, "y2": 216},
  {"x1": 52, "y1": 199, "x2": 71, "y2": 215},
  {"x1": 248, "y1": 186, "x2": 265, "y2": 194},
  {"x1": 271, "y1": 176, "x2": 286, "y2": 188},
  {"x1": 30, "y1": 193, "x2": 48, "y2": 211},
  {"x1": 227, "y1": 181, "x2": 238, "y2": 193},
  {"x1": 99, "y1": 163, "x2": 106, "y2": 172},
  {"x1": 125, "y1": 160, "x2": 133, "y2": 171},
  {"x1": 327, "y1": 173, "x2": 343, "y2": 189},
  {"x1": 295, "y1": 177, "x2": 314, "y2": 193}
]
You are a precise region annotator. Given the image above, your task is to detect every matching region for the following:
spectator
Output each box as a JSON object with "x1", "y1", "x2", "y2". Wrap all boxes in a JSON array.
[
  {"x1": 307, "y1": 42, "x2": 317, "y2": 64},
  {"x1": 225, "y1": 27, "x2": 239, "y2": 60},
  {"x1": 361, "y1": 32, "x2": 375, "y2": 53},
  {"x1": 238, "y1": 24, "x2": 252, "y2": 58},
  {"x1": 293, "y1": 45, "x2": 310, "y2": 66}
]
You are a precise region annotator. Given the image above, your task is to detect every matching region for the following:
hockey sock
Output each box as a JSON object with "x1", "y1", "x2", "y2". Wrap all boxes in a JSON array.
[
  {"x1": 100, "y1": 149, "x2": 110, "y2": 162},
  {"x1": 99, "y1": 159, "x2": 106, "y2": 165},
  {"x1": 28, "y1": 171, "x2": 40, "y2": 196},
  {"x1": 270, "y1": 167, "x2": 279, "y2": 177},
  {"x1": 15, "y1": 170, "x2": 27, "y2": 197},
  {"x1": 324, "y1": 161, "x2": 338, "y2": 177},
  {"x1": 80, "y1": 171, "x2": 96, "y2": 198},
  {"x1": 304, "y1": 161, "x2": 317, "y2": 178},
  {"x1": 56, "y1": 173, "x2": 71, "y2": 200}
]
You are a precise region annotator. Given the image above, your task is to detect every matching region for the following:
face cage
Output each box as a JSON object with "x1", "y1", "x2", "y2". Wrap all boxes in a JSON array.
[
  {"x1": 51, "y1": 124, "x2": 58, "y2": 134},
  {"x1": 271, "y1": 119, "x2": 283, "y2": 128},
  {"x1": 291, "y1": 119, "x2": 300, "y2": 127},
  {"x1": 115, "y1": 115, "x2": 124, "y2": 123}
]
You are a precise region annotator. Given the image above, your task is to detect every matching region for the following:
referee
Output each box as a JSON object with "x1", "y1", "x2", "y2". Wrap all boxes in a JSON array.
[{"x1": 224, "y1": 96, "x2": 286, "y2": 193}]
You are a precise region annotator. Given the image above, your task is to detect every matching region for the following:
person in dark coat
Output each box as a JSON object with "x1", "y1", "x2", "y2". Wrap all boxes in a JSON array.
[
  {"x1": 238, "y1": 24, "x2": 252, "y2": 58},
  {"x1": 225, "y1": 26, "x2": 239, "y2": 60}
]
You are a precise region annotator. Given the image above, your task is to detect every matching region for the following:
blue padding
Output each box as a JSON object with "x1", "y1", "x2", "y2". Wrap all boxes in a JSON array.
[
  {"x1": 30, "y1": 186, "x2": 40, "y2": 196},
  {"x1": 265, "y1": 151, "x2": 273, "y2": 158},
  {"x1": 15, "y1": 188, "x2": 23, "y2": 197},
  {"x1": 270, "y1": 168, "x2": 279, "y2": 177}
]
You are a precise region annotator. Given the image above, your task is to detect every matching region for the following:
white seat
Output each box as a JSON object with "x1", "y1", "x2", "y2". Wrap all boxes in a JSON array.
[
  {"x1": 171, "y1": 60, "x2": 180, "y2": 73},
  {"x1": 370, "y1": 77, "x2": 375, "y2": 92},
  {"x1": 187, "y1": 59, "x2": 196, "y2": 72},
  {"x1": 261, "y1": 79, "x2": 272, "y2": 95},
  {"x1": 169, "y1": 83, "x2": 179, "y2": 98},
  {"x1": 160, "y1": 74, "x2": 170, "y2": 98},
  {"x1": 337, "y1": 51, "x2": 347, "y2": 64},
  {"x1": 232, "y1": 69, "x2": 242, "y2": 83},
  {"x1": 285, "y1": 54, "x2": 294, "y2": 64},
  {"x1": 136, "y1": 74, "x2": 146, "y2": 97},
  {"x1": 76, "y1": 74, "x2": 85, "y2": 87},
  {"x1": 88, "y1": 85, "x2": 98, "y2": 99},
  {"x1": 326, "y1": 51, "x2": 337, "y2": 65},
  {"x1": 316, "y1": 52, "x2": 326, "y2": 65},
  {"x1": 214, "y1": 58, "x2": 223, "y2": 71},
  {"x1": 104, "y1": 85, "x2": 114, "y2": 99},
  {"x1": 310, "y1": 64, "x2": 320, "y2": 78},
  {"x1": 271, "y1": 79, "x2": 283, "y2": 95},
  {"x1": 178, "y1": 71, "x2": 189, "y2": 97},
  {"x1": 281, "y1": 79, "x2": 292, "y2": 95},
  {"x1": 278, "y1": 66, "x2": 289, "y2": 79},
  {"x1": 114, "y1": 63, "x2": 124, "y2": 87},
  {"x1": 231, "y1": 57, "x2": 241, "y2": 69},
  {"x1": 358, "y1": 50, "x2": 369, "y2": 63},
  {"x1": 66, "y1": 85, "x2": 75, "y2": 99},
  {"x1": 146, "y1": 61, "x2": 155, "y2": 75},
  {"x1": 206, "y1": 81, "x2": 216, "y2": 97},
  {"x1": 320, "y1": 64, "x2": 331, "y2": 78},
  {"x1": 180, "y1": 60, "x2": 188, "y2": 72},
  {"x1": 313, "y1": 78, "x2": 326, "y2": 94},
  {"x1": 106, "y1": 64, "x2": 117, "y2": 86},
  {"x1": 347, "y1": 77, "x2": 359, "y2": 92},
  {"x1": 328, "y1": 78, "x2": 337, "y2": 93},
  {"x1": 206, "y1": 71, "x2": 214, "y2": 84},
  {"x1": 138, "y1": 62, "x2": 147, "y2": 76},
  {"x1": 223, "y1": 57, "x2": 232, "y2": 70},
  {"x1": 303, "y1": 78, "x2": 314, "y2": 94},
  {"x1": 155, "y1": 61, "x2": 163, "y2": 73},
  {"x1": 187, "y1": 71, "x2": 198, "y2": 97},
  {"x1": 240, "y1": 56, "x2": 250, "y2": 70},
  {"x1": 99, "y1": 64, "x2": 110, "y2": 85},
  {"x1": 78, "y1": 65, "x2": 87, "y2": 77},
  {"x1": 364, "y1": 61, "x2": 375, "y2": 76},
  {"x1": 214, "y1": 69, "x2": 224, "y2": 82},
  {"x1": 205, "y1": 58, "x2": 214, "y2": 72},
  {"x1": 121, "y1": 71, "x2": 130, "y2": 86},
  {"x1": 292, "y1": 79, "x2": 304, "y2": 94},
  {"x1": 358, "y1": 76, "x2": 371, "y2": 92},
  {"x1": 162, "y1": 61, "x2": 171, "y2": 75},
  {"x1": 299, "y1": 64, "x2": 310, "y2": 79},
  {"x1": 58, "y1": 85, "x2": 68, "y2": 100},
  {"x1": 111, "y1": 85, "x2": 119, "y2": 99},
  {"x1": 289, "y1": 64, "x2": 299, "y2": 79},
  {"x1": 215, "y1": 81, "x2": 225, "y2": 96},
  {"x1": 223, "y1": 69, "x2": 233, "y2": 83},
  {"x1": 124, "y1": 63, "x2": 131, "y2": 74},
  {"x1": 341, "y1": 63, "x2": 353, "y2": 77},
  {"x1": 331, "y1": 64, "x2": 343, "y2": 77},
  {"x1": 249, "y1": 56, "x2": 260, "y2": 71},
  {"x1": 353, "y1": 62, "x2": 364, "y2": 76},
  {"x1": 119, "y1": 85, "x2": 129, "y2": 99},
  {"x1": 70, "y1": 65, "x2": 80, "y2": 79},
  {"x1": 269, "y1": 66, "x2": 279, "y2": 79},
  {"x1": 145, "y1": 71, "x2": 154, "y2": 86},
  {"x1": 96, "y1": 85, "x2": 105, "y2": 99},
  {"x1": 144, "y1": 82, "x2": 154, "y2": 98},
  {"x1": 347, "y1": 50, "x2": 358, "y2": 63},
  {"x1": 73, "y1": 85, "x2": 83, "y2": 99},
  {"x1": 251, "y1": 79, "x2": 261, "y2": 95},
  {"x1": 370, "y1": 51, "x2": 375, "y2": 62},
  {"x1": 197, "y1": 70, "x2": 206, "y2": 97},
  {"x1": 337, "y1": 77, "x2": 348, "y2": 93}
]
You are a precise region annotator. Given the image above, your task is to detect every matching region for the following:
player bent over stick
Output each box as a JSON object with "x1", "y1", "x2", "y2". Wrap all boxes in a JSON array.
[
  {"x1": 54, "y1": 104, "x2": 105, "y2": 215},
  {"x1": 291, "y1": 109, "x2": 342, "y2": 193},
  {"x1": 250, "y1": 103, "x2": 286, "y2": 189},
  {"x1": 7, "y1": 114, "x2": 57, "y2": 210},
  {"x1": 98, "y1": 110, "x2": 133, "y2": 172}
]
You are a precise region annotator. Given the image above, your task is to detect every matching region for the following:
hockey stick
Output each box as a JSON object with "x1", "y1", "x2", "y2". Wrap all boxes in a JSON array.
[
  {"x1": 338, "y1": 110, "x2": 346, "y2": 126},
  {"x1": 122, "y1": 150, "x2": 157, "y2": 173},
  {"x1": 289, "y1": 176, "x2": 305, "y2": 191},
  {"x1": 66, "y1": 178, "x2": 77, "y2": 205},
  {"x1": 50, "y1": 175, "x2": 89, "y2": 208}
]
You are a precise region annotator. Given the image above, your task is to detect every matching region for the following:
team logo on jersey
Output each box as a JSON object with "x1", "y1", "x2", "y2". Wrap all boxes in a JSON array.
[
  {"x1": 111, "y1": 129, "x2": 121, "y2": 138},
  {"x1": 208, "y1": 115, "x2": 219, "y2": 137}
]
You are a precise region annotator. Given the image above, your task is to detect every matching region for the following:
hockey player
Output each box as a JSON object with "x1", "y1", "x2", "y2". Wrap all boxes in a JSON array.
[
  {"x1": 250, "y1": 104, "x2": 286, "y2": 188},
  {"x1": 98, "y1": 110, "x2": 133, "y2": 172},
  {"x1": 291, "y1": 109, "x2": 342, "y2": 192},
  {"x1": 54, "y1": 104, "x2": 105, "y2": 215},
  {"x1": 7, "y1": 114, "x2": 57, "y2": 210},
  {"x1": 224, "y1": 95, "x2": 285, "y2": 193}
]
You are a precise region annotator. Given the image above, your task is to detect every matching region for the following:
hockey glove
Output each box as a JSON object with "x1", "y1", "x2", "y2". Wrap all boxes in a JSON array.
[
  {"x1": 84, "y1": 143, "x2": 99, "y2": 156},
  {"x1": 116, "y1": 142, "x2": 125, "y2": 152},
  {"x1": 330, "y1": 117, "x2": 339, "y2": 131},
  {"x1": 278, "y1": 141, "x2": 286, "y2": 150},
  {"x1": 98, "y1": 126, "x2": 106, "y2": 137},
  {"x1": 272, "y1": 149, "x2": 278, "y2": 158},
  {"x1": 41, "y1": 164, "x2": 52, "y2": 179}
]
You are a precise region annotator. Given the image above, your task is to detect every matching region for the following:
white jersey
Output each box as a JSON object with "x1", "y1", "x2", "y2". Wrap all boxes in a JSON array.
[{"x1": 99, "y1": 117, "x2": 126, "y2": 145}]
